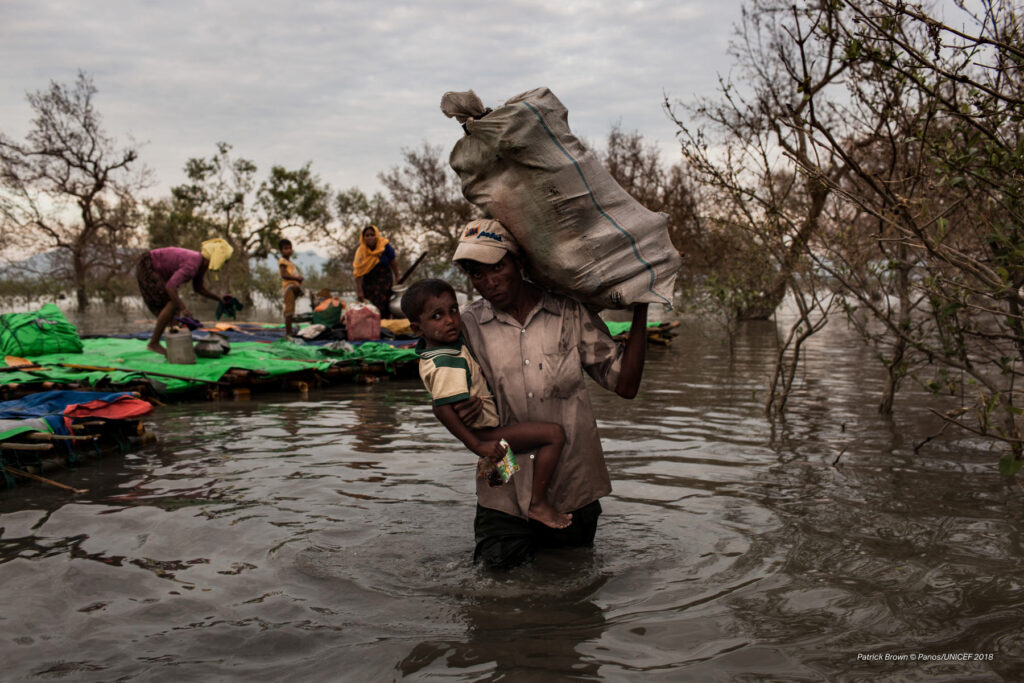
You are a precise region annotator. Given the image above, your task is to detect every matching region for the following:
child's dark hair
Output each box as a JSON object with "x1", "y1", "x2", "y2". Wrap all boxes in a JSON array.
[
  {"x1": 401, "y1": 279, "x2": 456, "y2": 321},
  {"x1": 278, "y1": 238, "x2": 292, "y2": 250}
]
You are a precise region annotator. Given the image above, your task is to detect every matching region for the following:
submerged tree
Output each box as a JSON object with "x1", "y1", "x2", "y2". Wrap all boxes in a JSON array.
[
  {"x1": 670, "y1": 0, "x2": 1024, "y2": 472},
  {"x1": 817, "y1": 0, "x2": 1024, "y2": 471},
  {"x1": 0, "y1": 71, "x2": 149, "y2": 310}
]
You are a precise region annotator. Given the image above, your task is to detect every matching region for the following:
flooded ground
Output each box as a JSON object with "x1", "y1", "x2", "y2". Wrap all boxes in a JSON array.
[{"x1": 1, "y1": 311, "x2": 1022, "y2": 681}]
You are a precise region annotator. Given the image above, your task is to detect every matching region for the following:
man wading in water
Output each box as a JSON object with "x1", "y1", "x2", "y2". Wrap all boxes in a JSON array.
[{"x1": 448, "y1": 219, "x2": 649, "y2": 570}]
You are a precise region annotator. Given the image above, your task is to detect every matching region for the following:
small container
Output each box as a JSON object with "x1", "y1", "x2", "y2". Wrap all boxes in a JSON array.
[
  {"x1": 389, "y1": 284, "x2": 408, "y2": 318},
  {"x1": 165, "y1": 326, "x2": 196, "y2": 364}
]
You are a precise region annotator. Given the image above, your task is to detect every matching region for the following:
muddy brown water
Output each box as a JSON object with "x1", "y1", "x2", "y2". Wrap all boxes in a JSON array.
[{"x1": 1, "y1": 311, "x2": 1022, "y2": 681}]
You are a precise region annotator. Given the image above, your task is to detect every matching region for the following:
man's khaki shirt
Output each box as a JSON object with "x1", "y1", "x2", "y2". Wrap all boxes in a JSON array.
[{"x1": 461, "y1": 291, "x2": 626, "y2": 518}]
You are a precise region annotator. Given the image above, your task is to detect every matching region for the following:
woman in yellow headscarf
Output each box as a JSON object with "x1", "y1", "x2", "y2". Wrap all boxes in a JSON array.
[
  {"x1": 353, "y1": 225, "x2": 399, "y2": 317},
  {"x1": 136, "y1": 238, "x2": 234, "y2": 355}
]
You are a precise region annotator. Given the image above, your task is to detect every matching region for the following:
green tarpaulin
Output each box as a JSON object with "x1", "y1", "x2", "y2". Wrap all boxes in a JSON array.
[
  {"x1": 0, "y1": 303, "x2": 84, "y2": 357},
  {"x1": 604, "y1": 320, "x2": 661, "y2": 336},
  {"x1": 2, "y1": 337, "x2": 418, "y2": 395}
]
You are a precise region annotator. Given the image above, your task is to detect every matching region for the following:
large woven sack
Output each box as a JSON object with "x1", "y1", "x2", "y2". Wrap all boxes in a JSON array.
[
  {"x1": 442, "y1": 87, "x2": 682, "y2": 309},
  {"x1": 0, "y1": 303, "x2": 84, "y2": 357}
]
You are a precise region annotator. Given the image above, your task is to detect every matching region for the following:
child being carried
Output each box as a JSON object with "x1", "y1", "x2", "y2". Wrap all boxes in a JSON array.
[{"x1": 401, "y1": 279, "x2": 572, "y2": 529}]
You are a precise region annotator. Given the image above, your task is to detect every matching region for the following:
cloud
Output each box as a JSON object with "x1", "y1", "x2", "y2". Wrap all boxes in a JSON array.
[{"x1": 1, "y1": 0, "x2": 743, "y2": 200}]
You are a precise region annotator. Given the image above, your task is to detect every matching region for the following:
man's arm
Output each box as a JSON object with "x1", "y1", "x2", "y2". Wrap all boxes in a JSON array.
[
  {"x1": 192, "y1": 281, "x2": 222, "y2": 303},
  {"x1": 191, "y1": 263, "x2": 222, "y2": 302},
  {"x1": 614, "y1": 304, "x2": 649, "y2": 399},
  {"x1": 165, "y1": 284, "x2": 190, "y2": 317}
]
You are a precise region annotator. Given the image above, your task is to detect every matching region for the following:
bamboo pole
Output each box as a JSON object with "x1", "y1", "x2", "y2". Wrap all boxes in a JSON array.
[
  {"x1": 27, "y1": 432, "x2": 98, "y2": 442},
  {"x1": 0, "y1": 442, "x2": 53, "y2": 451},
  {"x1": 3, "y1": 465, "x2": 87, "y2": 493}
]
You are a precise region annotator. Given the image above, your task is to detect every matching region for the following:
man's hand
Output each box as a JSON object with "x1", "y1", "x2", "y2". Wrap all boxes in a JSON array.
[{"x1": 452, "y1": 396, "x2": 483, "y2": 426}]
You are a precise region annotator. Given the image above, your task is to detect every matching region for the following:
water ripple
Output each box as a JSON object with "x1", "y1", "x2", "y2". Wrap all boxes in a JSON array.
[{"x1": 2, "y1": 319, "x2": 1022, "y2": 679}]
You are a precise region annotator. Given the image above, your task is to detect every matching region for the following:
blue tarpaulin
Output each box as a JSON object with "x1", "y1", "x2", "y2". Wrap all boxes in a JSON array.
[{"x1": 0, "y1": 390, "x2": 136, "y2": 435}]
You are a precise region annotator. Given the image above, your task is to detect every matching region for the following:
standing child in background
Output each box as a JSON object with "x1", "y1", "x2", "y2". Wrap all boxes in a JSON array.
[
  {"x1": 278, "y1": 239, "x2": 304, "y2": 338},
  {"x1": 401, "y1": 278, "x2": 572, "y2": 530}
]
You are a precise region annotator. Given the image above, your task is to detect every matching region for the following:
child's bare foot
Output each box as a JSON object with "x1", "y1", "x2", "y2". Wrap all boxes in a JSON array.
[
  {"x1": 146, "y1": 342, "x2": 166, "y2": 356},
  {"x1": 529, "y1": 500, "x2": 572, "y2": 529}
]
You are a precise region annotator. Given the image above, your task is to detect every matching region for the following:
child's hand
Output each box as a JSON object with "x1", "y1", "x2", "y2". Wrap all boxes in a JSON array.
[{"x1": 472, "y1": 440, "x2": 505, "y2": 462}]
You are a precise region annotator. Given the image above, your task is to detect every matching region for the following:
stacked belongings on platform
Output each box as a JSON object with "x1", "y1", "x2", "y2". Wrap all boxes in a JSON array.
[
  {"x1": 0, "y1": 390, "x2": 154, "y2": 491},
  {"x1": 346, "y1": 302, "x2": 381, "y2": 341},
  {"x1": 295, "y1": 289, "x2": 347, "y2": 341},
  {"x1": 441, "y1": 88, "x2": 682, "y2": 310},
  {"x1": 311, "y1": 289, "x2": 345, "y2": 327}
]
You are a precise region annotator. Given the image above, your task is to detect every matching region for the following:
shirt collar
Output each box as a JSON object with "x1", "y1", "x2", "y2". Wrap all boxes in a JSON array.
[
  {"x1": 538, "y1": 290, "x2": 562, "y2": 315},
  {"x1": 414, "y1": 336, "x2": 465, "y2": 358},
  {"x1": 476, "y1": 288, "x2": 560, "y2": 326}
]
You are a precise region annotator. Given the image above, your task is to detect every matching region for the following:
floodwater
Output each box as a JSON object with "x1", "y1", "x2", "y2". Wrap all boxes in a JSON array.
[{"x1": 1, "y1": 311, "x2": 1023, "y2": 681}]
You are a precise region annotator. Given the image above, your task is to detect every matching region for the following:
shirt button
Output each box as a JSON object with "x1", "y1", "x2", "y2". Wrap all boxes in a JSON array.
[
  {"x1": 521, "y1": 329, "x2": 526, "y2": 335},
  {"x1": 528, "y1": 392, "x2": 534, "y2": 398},
  {"x1": 530, "y1": 454, "x2": 535, "y2": 460},
  {"x1": 524, "y1": 359, "x2": 530, "y2": 365}
]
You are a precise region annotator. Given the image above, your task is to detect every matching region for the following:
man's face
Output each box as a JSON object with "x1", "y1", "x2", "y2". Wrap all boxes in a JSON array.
[{"x1": 465, "y1": 254, "x2": 520, "y2": 310}]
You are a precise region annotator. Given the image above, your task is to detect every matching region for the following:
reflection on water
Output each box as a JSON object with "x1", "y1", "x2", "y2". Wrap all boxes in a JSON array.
[{"x1": 1, "y1": 316, "x2": 1023, "y2": 680}]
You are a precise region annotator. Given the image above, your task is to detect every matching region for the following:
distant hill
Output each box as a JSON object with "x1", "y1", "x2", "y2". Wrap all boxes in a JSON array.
[
  {"x1": 261, "y1": 250, "x2": 328, "y2": 275},
  {"x1": 0, "y1": 250, "x2": 61, "y2": 275},
  {"x1": 1, "y1": 248, "x2": 331, "y2": 277}
]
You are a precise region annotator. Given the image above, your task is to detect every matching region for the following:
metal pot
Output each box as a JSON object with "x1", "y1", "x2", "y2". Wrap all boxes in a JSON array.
[
  {"x1": 389, "y1": 283, "x2": 408, "y2": 318},
  {"x1": 193, "y1": 331, "x2": 230, "y2": 359}
]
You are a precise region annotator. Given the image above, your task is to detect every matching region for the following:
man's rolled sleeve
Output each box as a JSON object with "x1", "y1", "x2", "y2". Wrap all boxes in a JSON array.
[{"x1": 579, "y1": 306, "x2": 625, "y2": 392}]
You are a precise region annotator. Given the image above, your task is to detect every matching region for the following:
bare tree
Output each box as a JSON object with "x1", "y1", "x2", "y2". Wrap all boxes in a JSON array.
[
  {"x1": 0, "y1": 71, "x2": 149, "y2": 310},
  {"x1": 601, "y1": 125, "x2": 700, "y2": 274},
  {"x1": 378, "y1": 143, "x2": 478, "y2": 292},
  {"x1": 149, "y1": 143, "x2": 332, "y2": 300},
  {"x1": 671, "y1": 0, "x2": 1024, "y2": 472},
  {"x1": 317, "y1": 187, "x2": 403, "y2": 294}
]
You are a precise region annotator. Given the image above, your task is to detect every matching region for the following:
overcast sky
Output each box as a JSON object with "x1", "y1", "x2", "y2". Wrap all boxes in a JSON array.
[{"x1": 2, "y1": 0, "x2": 747, "y2": 202}]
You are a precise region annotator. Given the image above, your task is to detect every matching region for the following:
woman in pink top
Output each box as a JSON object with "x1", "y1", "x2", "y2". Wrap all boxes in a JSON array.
[{"x1": 135, "y1": 239, "x2": 233, "y2": 355}]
